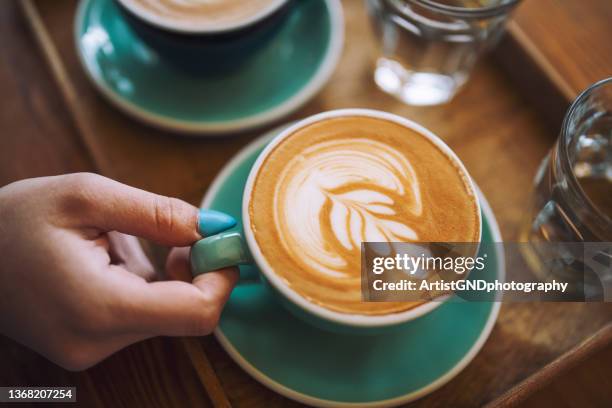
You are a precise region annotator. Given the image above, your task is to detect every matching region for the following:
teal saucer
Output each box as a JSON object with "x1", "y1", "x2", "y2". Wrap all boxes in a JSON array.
[
  {"x1": 200, "y1": 126, "x2": 504, "y2": 406},
  {"x1": 74, "y1": 0, "x2": 343, "y2": 135}
]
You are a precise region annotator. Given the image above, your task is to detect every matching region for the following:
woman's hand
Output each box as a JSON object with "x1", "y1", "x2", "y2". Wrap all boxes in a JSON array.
[{"x1": 0, "y1": 173, "x2": 238, "y2": 370}]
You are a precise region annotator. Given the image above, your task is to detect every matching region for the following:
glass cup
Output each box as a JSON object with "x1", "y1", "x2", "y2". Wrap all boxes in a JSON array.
[
  {"x1": 366, "y1": 0, "x2": 520, "y2": 106},
  {"x1": 521, "y1": 78, "x2": 612, "y2": 300}
]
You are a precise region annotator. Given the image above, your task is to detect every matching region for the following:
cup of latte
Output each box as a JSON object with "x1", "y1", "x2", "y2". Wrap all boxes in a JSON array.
[
  {"x1": 114, "y1": 0, "x2": 291, "y2": 72},
  {"x1": 191, "y1": 109, "x2": 482, "y2": 333}
]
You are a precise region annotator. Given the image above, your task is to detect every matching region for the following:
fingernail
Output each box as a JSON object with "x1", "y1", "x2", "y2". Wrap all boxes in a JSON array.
[{"x1": 198, "y1": 209, "x2": 237, "y2": 237}]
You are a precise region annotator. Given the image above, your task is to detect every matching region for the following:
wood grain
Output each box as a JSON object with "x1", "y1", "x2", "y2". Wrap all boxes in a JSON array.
[
  {"x1": 518, "y1": 336, "x2": 612, "y2": 408},
  {"x1": 513, "y1": 0, "x2": 612, "y2": 97},
  {"x1": 10, "y1": 0, "x2": 612, "y2": 406},
  {"x1": 0, "y1": 0, "x2": 91, "y2": 186},
  {"x1": 487, "y1": 324, "x2": 612, "y2": 407},
  {"x1": 182, "y1": 338, "x2": 232, "y2": 408},
  {"x1": 497, "y1": 0, "x2": 612, "y2": 126}
]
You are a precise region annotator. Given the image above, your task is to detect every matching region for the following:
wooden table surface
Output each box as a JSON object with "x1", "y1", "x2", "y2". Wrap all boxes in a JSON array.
[{"x1": 1, "y1": 0, "x2": 611, "y2": 406}]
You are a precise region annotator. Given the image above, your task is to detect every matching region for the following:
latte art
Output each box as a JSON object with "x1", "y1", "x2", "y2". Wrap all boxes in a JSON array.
[
  {"x1": 276, "y1": 138, "x2": 422, "y2": 279},
  {"x1": 250, "y1": 116, "x2": 480, "y2": 315}
]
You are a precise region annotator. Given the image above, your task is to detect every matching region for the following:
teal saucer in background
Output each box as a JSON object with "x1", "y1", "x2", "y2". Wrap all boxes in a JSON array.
[
  {"x1": 74, "y1": 0, "x2": 343, "y2": 135},
  {"x1": 200, "y1": 127, "x2": 505, "y2": 407}
]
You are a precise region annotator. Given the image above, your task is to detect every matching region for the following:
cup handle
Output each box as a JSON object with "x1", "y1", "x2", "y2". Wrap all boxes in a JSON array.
[{"x1": 190, "y1": 231, "x2": 254, "y2": 277}]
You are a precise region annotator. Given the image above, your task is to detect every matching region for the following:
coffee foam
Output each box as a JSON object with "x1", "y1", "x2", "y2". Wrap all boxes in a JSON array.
[
  {"x1": 130, "y1": 0, "x2": 281, "y2": 29},
  {"x1": 250, "y1": 116, "x2": 480, "y2": 315}
]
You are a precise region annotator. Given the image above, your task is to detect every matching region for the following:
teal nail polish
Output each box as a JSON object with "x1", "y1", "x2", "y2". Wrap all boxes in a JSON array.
[{"x1": 198, "y1": 209, "x2": 237, "y2": 237}]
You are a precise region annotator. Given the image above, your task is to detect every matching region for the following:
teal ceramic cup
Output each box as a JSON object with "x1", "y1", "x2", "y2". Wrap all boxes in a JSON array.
[
  {"x1": 114, "y1": 0, "x2": 292, "y2": 73},
  {"x1": 191, "y1": 109, "x2": 483, "y2": 334}
]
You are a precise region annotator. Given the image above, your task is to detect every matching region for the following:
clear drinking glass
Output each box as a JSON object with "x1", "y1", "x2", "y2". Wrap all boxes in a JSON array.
[
  {"x1": 366, "y1": 0, "x2": 520, "y2": 106},
  {"x1": 521, "y1": 78, "x2": 612, "y2": 300}
]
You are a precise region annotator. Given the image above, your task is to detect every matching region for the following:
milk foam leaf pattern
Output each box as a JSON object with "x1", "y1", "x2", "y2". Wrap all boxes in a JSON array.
[{"x1": 327, "y1": 188, "x2": 418, "y2": 251}]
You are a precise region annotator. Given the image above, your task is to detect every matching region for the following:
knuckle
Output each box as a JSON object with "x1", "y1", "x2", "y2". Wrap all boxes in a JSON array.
[
  {"x1": 48, "y1": 341, "x2": 97, "y2": 372},
  {"x1": 134, "y1": 264, "x2": 158, "y2": 282},
  {"x1": 57, "y1": 173, "x2": 102, "y2": 216},
  {"x1": 63, "y1": 351, "x2": 97, "y2": 372},
  {"x1": 63, "y1": 172, "x2": 101, "y2": 192},
  {"x1": 152, "y1": 195, "x2": 179, "y2": 235},
  {"x1": 188, "y1": 295, "x2": 221, "y2": 336}
]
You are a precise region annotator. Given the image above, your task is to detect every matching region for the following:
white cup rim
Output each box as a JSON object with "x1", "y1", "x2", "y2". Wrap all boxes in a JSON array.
[
  {"x1": 116, "y1": 0, "x2": 289, "y2": 35},
  {"x1": 242, "y1": 109, "x2": 483, "y2": 328}
]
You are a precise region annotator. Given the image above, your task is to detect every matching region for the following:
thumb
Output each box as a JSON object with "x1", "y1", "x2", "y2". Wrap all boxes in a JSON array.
[
  {"x1": 114, "y1": 266, "x2": 240, "y2": 336},
  {"x1": 60, "y1": 173, "x2": 235, "y2": 246}
]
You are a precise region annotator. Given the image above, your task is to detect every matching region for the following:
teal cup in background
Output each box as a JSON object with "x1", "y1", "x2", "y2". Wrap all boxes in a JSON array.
[
  {"x1": 114, "y1": 0, "x2": 292, "y2": 74},
  {"x1": 190, "y1": 109, "x2": 483, "y2": 334}
]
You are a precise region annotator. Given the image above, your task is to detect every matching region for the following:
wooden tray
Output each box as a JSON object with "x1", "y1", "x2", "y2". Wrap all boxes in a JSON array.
[
  {"x1": 21, "y1": 0, "x2": 612, "y2": 406},
  {"x1": 496, "y1": 0, "x2": 612, "y2": 128}
]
